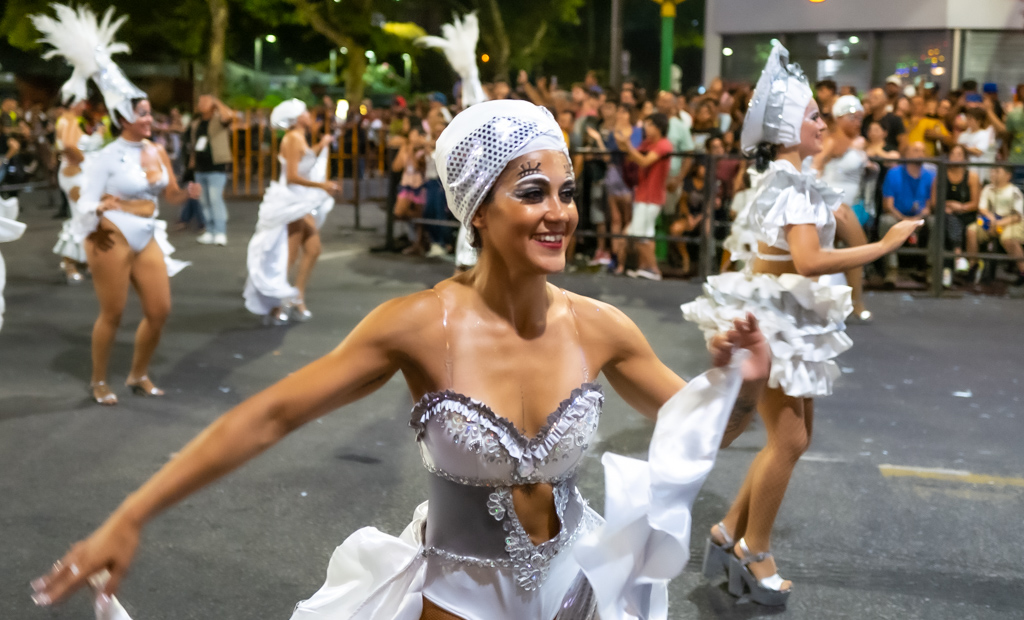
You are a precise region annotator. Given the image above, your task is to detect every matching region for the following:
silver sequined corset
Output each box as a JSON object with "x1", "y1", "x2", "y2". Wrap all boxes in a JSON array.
[{"x1": 409, "y1": 384, "x2": 604, "y2": 590}]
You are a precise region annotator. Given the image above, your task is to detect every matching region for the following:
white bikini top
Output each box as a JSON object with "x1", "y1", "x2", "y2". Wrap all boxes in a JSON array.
[{"x1": 745, "y1": 158, "x2": 843, "y2": 257}]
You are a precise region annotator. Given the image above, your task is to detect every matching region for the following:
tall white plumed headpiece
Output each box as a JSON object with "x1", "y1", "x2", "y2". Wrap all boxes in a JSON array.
[
  {"x1": 32, "y1": 4, "x2": 146, "y2": 126},
  {"x1": 740, "y1": 42, "x2": 813, "y2": 154},
  {"x1": 415, "y1": 13, "x2": 488, "y2": 108},
  {"x1": 433, "y1": 100, "x2": 569, "y2": 244}
]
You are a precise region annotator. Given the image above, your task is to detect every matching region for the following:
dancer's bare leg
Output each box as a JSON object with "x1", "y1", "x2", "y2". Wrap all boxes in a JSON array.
[
  {"x1": 85, "y1": 224, "x2": 132, "y2": 403},
  {"x1": 718, "y1": 387, "x2": 809, "y2": 588},
  {"x1": 293, "y1": 215, "x2": 321, "y2": 305},
  {"x1": 126, "y1": 240, "x2": 171, "y2": 393},
  {"x1": 834, "y1": 204, "x2": 869, "y2": 317}
]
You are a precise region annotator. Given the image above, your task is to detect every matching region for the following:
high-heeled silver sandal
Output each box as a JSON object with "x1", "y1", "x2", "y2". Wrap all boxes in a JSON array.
[
  {"x1": 702, "y1": 521, "x2": 735, "y2": 580},
  {"x1": 125, "y1": 376, "x2": 164, "y2": 397},
  {"x1": 90, "y1": 381, "x2": 118, "y2": 405},
  {"x1": 263, "y1": 308, "x2": 289, "y2": 326},
  {"x1": 727, "y1": 538, "x2": 791, "y2": 606},
  {"x1": 286, "y1": 297, "x2": 312, "y2": 322}
]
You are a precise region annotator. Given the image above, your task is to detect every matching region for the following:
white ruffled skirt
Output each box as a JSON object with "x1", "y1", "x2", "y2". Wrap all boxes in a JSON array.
[
  {"x1": 0, "y1": 197, "x2": 27, "y2": 333},
  {"x1": 54, "y1": 167, "x2": 88, "y2": 263},
  {"x1": 682, "y1": 272, "x2": 852, "y2": 398}
]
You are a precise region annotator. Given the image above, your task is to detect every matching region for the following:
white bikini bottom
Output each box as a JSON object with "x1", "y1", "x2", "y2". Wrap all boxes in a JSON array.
[{"x1": 103, "y1": 211, "x2": 156, "y2": 253}]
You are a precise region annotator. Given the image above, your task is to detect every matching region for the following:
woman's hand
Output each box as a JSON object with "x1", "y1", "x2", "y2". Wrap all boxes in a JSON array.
[
  {"x1": 708, "y1": 313, "x2": 771, "y2": 383},
  {"x1": 187, "y1": 181, "x2": 201, "y2": 200},
  {"x1": 30, "y1": 513, "x2": 141, "y2": 606},
  {"x1": 321, "y1": 180, "x2": 340, "y2": 194},
  {"x1": 882, "y1": 218, "x2": 925, "y2": 251},
  {"x1": 317, "y1": 134, "x2": 333, "y2": 151},
  {"x1": 95, "y1": 195, "x2": 120, "y2": 216}
]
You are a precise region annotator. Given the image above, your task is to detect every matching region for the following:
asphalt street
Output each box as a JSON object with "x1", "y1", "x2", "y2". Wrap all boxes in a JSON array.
[{"x1": 2, "y1": 193, "x2": 1023, "y2": 619}]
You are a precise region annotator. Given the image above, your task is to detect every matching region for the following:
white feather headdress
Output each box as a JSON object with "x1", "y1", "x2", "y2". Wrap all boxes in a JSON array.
[
  {"x1": 32, "y1": 4, "x2": 146, "y2": 125},
  {"x1": 416, "y1": 13, "x2": 488, "y2": 108}
]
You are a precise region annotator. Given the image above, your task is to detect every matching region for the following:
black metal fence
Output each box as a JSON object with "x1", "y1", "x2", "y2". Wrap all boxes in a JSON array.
[{"x1": 388, "y1": 148, "x2": 1024, "y2": 297}]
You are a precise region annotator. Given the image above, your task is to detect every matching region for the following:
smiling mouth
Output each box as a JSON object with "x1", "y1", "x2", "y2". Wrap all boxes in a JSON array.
[{"x1": 532, "y1": 233, "x2": 564, "y2": 248}]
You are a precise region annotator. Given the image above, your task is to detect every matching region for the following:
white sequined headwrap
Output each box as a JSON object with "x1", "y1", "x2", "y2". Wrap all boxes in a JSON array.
[
  {"x1": 32, "y1": 5, "x2": 146, "y2": 126},
  {"x1": 270, "y1": 99, "x2": 308, "y2": 130},
  {"x1": 433, "y1": 100, "x2": 571, "y2": 244},
  {"x1": 740, "y1": 43, "x2": 813, "y2": 154}
]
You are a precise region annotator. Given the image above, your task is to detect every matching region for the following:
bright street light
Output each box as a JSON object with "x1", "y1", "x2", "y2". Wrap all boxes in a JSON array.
[
  {"x1": 340, "y1": 47, "x2": 347, "y2": 54},
  {"x1": 849, "y1": 35, "x2": 860, "y2": 44},
  {"x1": 265, "y1": 34, "x2": 276, "y2": 43},
  {"x1": 722, "y1": 47, "x2": 734, "y2": 57}
]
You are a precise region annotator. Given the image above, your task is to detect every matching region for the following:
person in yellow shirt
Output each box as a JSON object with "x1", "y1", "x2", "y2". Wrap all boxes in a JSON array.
[{"x1": 905, "y1": 95, "x2": 951, "y2": 157}]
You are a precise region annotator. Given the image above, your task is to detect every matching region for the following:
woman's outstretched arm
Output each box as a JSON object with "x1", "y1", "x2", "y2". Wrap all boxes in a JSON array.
[
  {"x1": 31, "y1": 292, "x2": 439, "y2": 605},
  {"x1": 576, "y1": 296, "x2": 770, "y2": 446}
]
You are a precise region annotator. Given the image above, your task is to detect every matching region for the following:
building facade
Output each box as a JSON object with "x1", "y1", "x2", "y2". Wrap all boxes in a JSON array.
[{"x1": 704, "y1": 0, "x2": 1024, "y2": 95}]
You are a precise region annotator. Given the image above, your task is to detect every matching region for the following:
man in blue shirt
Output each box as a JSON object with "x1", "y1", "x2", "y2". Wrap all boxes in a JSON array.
[{"x1": 880, "y1": 141, "x2": 935, "y2": 284}]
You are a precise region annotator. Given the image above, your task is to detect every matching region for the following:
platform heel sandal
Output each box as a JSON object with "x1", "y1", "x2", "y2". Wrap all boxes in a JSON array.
[
  {"x1": 701, "y1": 521, "x2": 735, "y2": 580},
  {"x1": 727, "y1": 538, "x2": 791, "y2": 606},
  {"x1": 125, "y1": 376, "x2": 164, "y2": 397}
]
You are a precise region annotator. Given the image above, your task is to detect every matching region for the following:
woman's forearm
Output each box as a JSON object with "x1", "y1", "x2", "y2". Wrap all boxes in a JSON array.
[{"x1": 793, "y1": 240, "x2": 896, "y2": 277}]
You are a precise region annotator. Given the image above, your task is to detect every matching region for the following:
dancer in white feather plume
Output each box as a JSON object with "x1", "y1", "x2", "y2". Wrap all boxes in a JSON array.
[
  {"x1": 32, "y1": 4, "x2": 199, "y2": 406},
  {"x1": 417, "y1": 13, "x2": 489, "y2": 271},
  {"x1": 32, "y1": 6, "x2": 112, "y2": 285}
]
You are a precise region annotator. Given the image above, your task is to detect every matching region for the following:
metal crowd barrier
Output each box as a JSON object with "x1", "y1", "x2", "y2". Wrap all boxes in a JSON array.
[
  {"x1": 227, "y1": 110, "x2": 389, "y2": 230},
  {"x1": 339, "y1": 138, "x2": 1023, "y2": 298}
]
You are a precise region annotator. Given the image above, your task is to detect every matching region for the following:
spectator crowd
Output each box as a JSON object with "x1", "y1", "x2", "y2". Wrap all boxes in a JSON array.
[{"x1": 5, "y1": 65, "x2": 1024, "y2": 289}]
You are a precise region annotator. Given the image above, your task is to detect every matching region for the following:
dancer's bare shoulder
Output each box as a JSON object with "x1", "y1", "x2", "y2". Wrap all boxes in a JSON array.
[
  {"x1": 560, "y1": 290, "x2": 651, "y2": 360},
  {"x1": 345, "y1": 288, "x2": 446, "y2": 357}
]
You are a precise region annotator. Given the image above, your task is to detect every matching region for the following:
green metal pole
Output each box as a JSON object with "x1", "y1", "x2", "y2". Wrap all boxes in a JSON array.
[{"x1": 659, "y1": 1, "x2": 675, "y2": 91}]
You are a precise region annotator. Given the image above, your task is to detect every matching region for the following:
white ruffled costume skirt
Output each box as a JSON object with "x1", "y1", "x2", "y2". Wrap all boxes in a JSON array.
[
  {"x1": 683, "y1": 272, "x2": 852, "y2": 398},
  {"x1": 53, "y1": 166, "x2": 88, "y2": 263},
  {"x1": 93, "y1": 355, "x2": 748, "y2": 620},
  {"x1": 243, "y1": 152, "x2": 334, "y2": 315}
]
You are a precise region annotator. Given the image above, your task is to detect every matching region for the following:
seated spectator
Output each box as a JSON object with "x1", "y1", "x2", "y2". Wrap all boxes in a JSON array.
[
  {"x1": 668, "y1": 159, "x2": 710, "y2": 276},
  {"x1": 965, "y1": 164, "x2": 1024, "y2": 285},
  {"x1": 939, "y1": 145, "x2": 980, "y2": 283},
  {"x1": 614, "y1": 112, "x2": 672, "y2": 280},
  {"x1": 880, "y1": 141, "x2": 935, "y2": 285},
  {"x1": 391, "y1": 121, "x2": 428, "y2": 255}
]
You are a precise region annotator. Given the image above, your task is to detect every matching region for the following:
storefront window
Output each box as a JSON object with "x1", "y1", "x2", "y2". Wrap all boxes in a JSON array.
[
  {"x1": 963, "y1": 30, "x2": 1024, "y2": 97},
  {"x1": 874, "y1": 30, "x2": 951, "y2": 95}
]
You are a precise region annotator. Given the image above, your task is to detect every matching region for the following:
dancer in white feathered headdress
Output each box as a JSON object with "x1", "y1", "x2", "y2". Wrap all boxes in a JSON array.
[
  {"x1": 416, "y1": 13, "x2": 488, "y2": 108},
  {"x1": 32, "y1": 4, "x2": 114, "y2": 284},
  {"x1": 31, "y1": 4, "x2": 200, "y2": 410},
  {"x1": 416, "y1": 13, "x2": 489, "y2": 269},
  {"x1": 32, "y1": 4, "x2": 146, "y2": 125}
]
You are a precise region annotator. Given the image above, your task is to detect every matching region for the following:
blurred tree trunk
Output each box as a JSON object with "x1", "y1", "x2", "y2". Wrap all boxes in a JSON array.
[
  {"x1": 483, "y1": 0, "x2": 510, "y2": 81},
  {"x1": 290, "y1": 0, "x2": 367, "y2": 106},
  {"x1": 202, "y1": 0, "x2": 229, "y2": 97}
]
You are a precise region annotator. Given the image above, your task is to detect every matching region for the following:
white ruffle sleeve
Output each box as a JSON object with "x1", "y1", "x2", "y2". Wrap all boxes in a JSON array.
[{"x1": 747, "y1": 160, "x2": 843, "y2": 252}]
